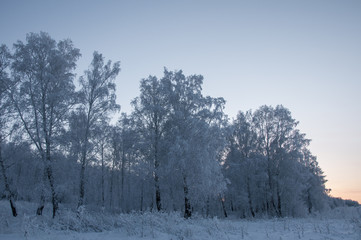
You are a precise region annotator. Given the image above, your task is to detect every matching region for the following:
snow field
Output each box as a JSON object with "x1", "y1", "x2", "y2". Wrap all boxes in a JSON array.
[{"x1": 0, "y1": 201, "x2": 360, "y2": 239}]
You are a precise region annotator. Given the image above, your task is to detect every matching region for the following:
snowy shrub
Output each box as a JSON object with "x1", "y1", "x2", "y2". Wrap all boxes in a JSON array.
[
  {"x1": 351, "y1": 217, "x2": 361, "y2": 233},
  {"x1": 317, "y1": 206, "x2": 361, "y2": 220},
  {"x1": 55, "y1": 207, "x2": 119, "y2": 232},
  {"x1": 350, "y1": 207, "x2": 361, "y2": 234},
  {"x1": 0, "y1": 215, "x2": 10, "y2": 234}
]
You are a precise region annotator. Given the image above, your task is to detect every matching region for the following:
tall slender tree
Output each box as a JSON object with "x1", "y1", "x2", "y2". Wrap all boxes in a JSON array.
[
  {"x1": 131, "y1": 75, "x2": 169, "y2": 211},
  {"x1": 77, "y1": 51, "x2": 120, "y2": 208},
  {"x1": 9, "y1": 32, "x2": 80, "y2": 217},
  {"x1": 0, "y1": 44, "x2": 18, "y2": 217}
]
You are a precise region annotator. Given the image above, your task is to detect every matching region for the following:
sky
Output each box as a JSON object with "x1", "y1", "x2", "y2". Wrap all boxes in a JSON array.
[{"x1": 1, "y1": 0, "x2": 361, "y2": 203}]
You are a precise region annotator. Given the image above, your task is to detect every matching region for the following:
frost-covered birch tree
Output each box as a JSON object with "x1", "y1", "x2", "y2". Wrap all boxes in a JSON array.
[
  {"x1": 0, "y1": 44, "x2": 18, "y2": 217},
  {"x1": 131, "y1": 75, "x2": 169, "y2": 211},
  {"x1": 162, "y1": 69, "x2": 227, "y2": 218},
  {"x1": 223, "y1": 111, "x2": 266, "y2": 217},
  {"x1": 9, "y1": 32, "x2": 80, "y2": 217},
  {"x1": 76, "y1": 52, "x2": 120, "y2": 208},
  {"x1": 224, "y1": 105, "x2": 328, "y2": 217}
]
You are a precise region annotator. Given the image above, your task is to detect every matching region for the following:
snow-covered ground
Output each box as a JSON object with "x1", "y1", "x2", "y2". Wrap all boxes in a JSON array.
[{"x1": 0, "y1": 201, "x2": 360, "y2": 240}]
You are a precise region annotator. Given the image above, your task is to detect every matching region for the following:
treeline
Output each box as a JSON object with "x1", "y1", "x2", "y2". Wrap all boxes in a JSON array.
[{"x1": 1, "y1": 32, "x2": 329, "y2": 219}]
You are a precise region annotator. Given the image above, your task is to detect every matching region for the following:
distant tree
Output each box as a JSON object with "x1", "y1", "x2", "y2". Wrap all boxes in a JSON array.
[
  {"x1": 76, "y1": 51, "x2": 120, "y2": 208},
  {"x1": 116, "y1": 113, "x2": 138, "y2": 211},
  {"x1": 302, "y1": 148, "x2": 328, "y2": 213},
  {"x1": 224, "y1": 105, "x2": 328, "y2": 217},
  {"x1": 120, "y1": 112, "x2": 152, "y2": 212},
  {"x1": 223, "y1": 111, "x2": 265, "y2": 217},
  {"x1": 251, "y1": 106, "x2": 279, "y2": 215},
  {"x1": 9, "y1": 32, "x2": 80, "y2": 217},
  {"x1": 108, "y1": 125, "x2": 121, "y2": 209},
  {"x1": 95, "y1": 122, "x2": 112, "y2": 209}
]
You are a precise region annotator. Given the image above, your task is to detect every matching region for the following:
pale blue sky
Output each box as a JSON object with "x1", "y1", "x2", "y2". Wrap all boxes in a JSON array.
[{"x1": 1, "y1": 0, "x2": 361, "y2": 202}]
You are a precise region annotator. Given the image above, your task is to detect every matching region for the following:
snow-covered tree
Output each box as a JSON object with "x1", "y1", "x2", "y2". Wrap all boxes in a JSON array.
[
  {"x1": 76, "y1": 51, "x2": 120, "y2": 208},
  {"x1": 0, "y1": 44, "x2": 18, "y2": 217},
  {"x1": 162, "y1": 69, "x2": 227, "y2": 218},
  {"x1": 223, "y1": 111, "x2": 267, "y2": 217},
  {"x1": 224, "y1": 105, "x2": 328, "y2": 217},
  {"x1": 131, "y1": 75, "x2": 169, "y2": 211},
  {"x1": 1, "y1": 32, "x2": 333, "y2": 218},
  {"x1": 9, "y1": 32, "x2": 80, "y2": 217}
]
